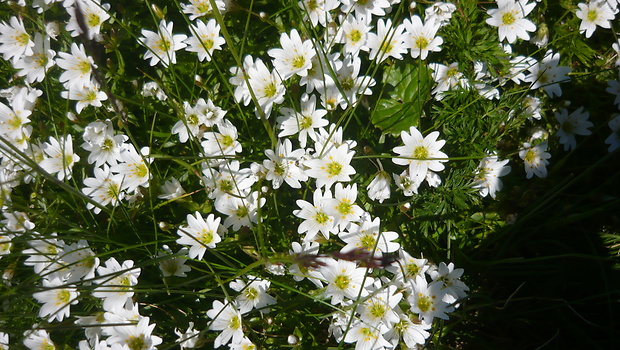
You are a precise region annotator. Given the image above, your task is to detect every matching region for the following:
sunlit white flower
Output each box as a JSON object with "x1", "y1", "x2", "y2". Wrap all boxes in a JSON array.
[
  {"x1": 14, "y1": 33, "x2": 56, "y2": 83},
  {"x1": 288, "y1": 241, "x2": 324, "y2": 287},
  {"x1": 216, "y1": 191, "x2": 265, "y2": 230},
  {"x1": 365, "y1": 18, "x2": 407, "y2": 64},
  {"x1": 93, "y1": 258, "x2": 140, "y2": 312},
  {"x1": 58, "y1": 240, "x2": 99, "y2": 283},
  {"x1": 299, "y1": 0, "x2": 339, "y2": 27},
  {"x1": 335, "y1": 13, "x2": 371, "y2": 54},
  {"x1": 429, "y1": 62, "x2": 469, "y2": 99},
  {"x1": 393, "y1": 126, "x2": 447, "y2": 185},
  {"x1": 357, "y1": 283, "x2": 402, "y2": 326},
  {"x1": 39, "y1": 135, "x2": 80, "y2": 181},
  {"x1": 367, "y1": 170, "x2": 391, "y2": 203},
  {"x1": 343, "y1": 322, "x2": 391, "y2": 350},
  {"x1": 176, "y1": 212, "x2": 222, "y2": 260},
  {"x1": 230, "y1": 275, "x2": 277, "y2": 314},
  {"x1": 107, "y1": 317, "x2": 162, "y2": 350},
  {"x1": 277, "y1": 94, "x2": 328, "y2": 148},
  {"x1": 263, "y1": 138, "x2": 307, "y2": 189},
  {"x1": 321, "y1": 258, "x2": 370, "y2": 305},
  {"x1": 23, "y1": 329, "x2": 55, "y2": 350},
  {"x1": 110, "y1": 145, "x2": 150, "y2": 192},
  {"x1": 206, "y1": 300, "x2": 244, "y2": 348},
  {"x1": 56, "y1": 43, "x2": 96, "y2": 89},
  {"x1": 82, "y1": 165, "x2": 124, "y2": 214},
  {"x1": 519, "y1": 141, "x2": 551, "y2": 179},
  {"x1": 66, "y1": 0, "x2": 111, "y2": 40},
  {"x1": 61, "y1": 80, "x2": 108, "y2": 114},
  {"x1": 324, "y1": 183, "x2": 364, "y2": 228},
  {"x1": 268, "y1": 29, "x2": 315, "y2": 80},
  {"x1": 185, "y1": 19, "x2": 225, "y2": 62},
  {"x1": 294, "y1": 188, "x2": 336, "y2": 242},
  {"x1": 33, "y1": 277, "x2": 79, "y2": 322},
  {"x1": 384, "y1": 313, "x2": 431, "y2": 349},
  {"x1": 575, "y1": 0, "x2": 616, "y2": 38},
  {"x1": 140, "y1": 20, "x2": 187, "y2": 67},
  {"x1": 0, "y1": 16, "x2": 34, "y2": 63},
  {"x1": 247, "y1": 58, "x2": 286, "y2": 117},
  {"x1": 340, "y1": 0, "x2": 392, "y2": 18},
  {"x1": 473, "y1": 155, "x2": 511, "y2": 199},
  {"x1": 403, "y1": 15, "x2": 443, "y2": 59},
  {"x1": 407, "y1": 276, "x2": 454, "y2": 323},
  {"x1": 181, "y1": 0, "x2": 226, "y2": 20},
  {"x1": 175, "y1": 322, "x2": 200, "y2": 349},
  {"x1": 486, "y1": 0, "x2": 537, "y2": 43},
  {"x1": 339, "y1": 214, "x2": 400, "y2": 257},
  {"x1": 305, "y1": 144, "x2": 356, "y2": 189}
]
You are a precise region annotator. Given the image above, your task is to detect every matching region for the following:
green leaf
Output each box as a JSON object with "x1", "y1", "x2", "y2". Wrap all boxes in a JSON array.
[{"x1": 371, "y1": 62, "x2": 431, "y2": 135}]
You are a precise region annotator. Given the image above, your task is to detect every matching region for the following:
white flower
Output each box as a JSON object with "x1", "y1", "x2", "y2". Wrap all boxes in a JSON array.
[
  {"x1": 56, "y1": 43, "x2": 96, "y2": 89},
  {"x1": 185, "y1": 19, "x2": 225, "y2": 62},
  {"x1": 139, "y1": 20, "x2": 187, "y2": 67},
  {"x1": 339, "y1": 214, "x2": 400, "y2": 258},
  {"x1": 403, "y1": 15, "x2": 443, "y2": 59},
  {"x1": 393, "y1": 126, "x2": 448, "y2": 185},
  {"x1": 288, "y1": 241, "x2": 323, "y2": 287},
  {"x1": 299, "y1": 0, "x2": 339, "y2": 27},
  {"x1": 519, "y1": 141, "x2": 551, "y2": 179},
  {"x1": 23, "y1": 329, "x2": 55, "y2": 350},
  {"x1": 486, "y1": 0, "x2": 537, "y2": 43},
  {"x1": 294, "y1": 188, "x2": 337, "y2": 242},
  {"x1": 321, "y1": 258, "x2": 370, "y2": 305},
  {"x1": 0, "y1": 332, "x2": 8, "y2": 350},
  {"x1": 39, "y1": 135, "x2": 80, "y2": 181},
  {"x1": 206, "y1": 300, "x2": 244, "y2": 348},
  {"x1": 367, "y1": 170, "x2": 391, "y2": 203},
  {"x1": 324, "y1": 183, "x2": 364, "y2": 228},
  {"x1": 0, "y1": 16, "x2": 34, "y2": 64},
  {"x1": 386, "y1": 249, "x2": 429, "y2": 289},
  {"x1": 58, "y1": 240, "x2": 99, "y2": 283},
  {"x1": 176, "y1": 212, "x2": 222, "y2": 260},
  {"x1": 181, "y1": 0, "x2": 226, "y2": 20},
  {"x1": 263, "y1": 138, "x2": 308, "y2": 189},
  {"x1": 425, "y1": 2, "x2": 457, "y2": 26},
  {"x1": 575, "y1": 0, "x2": 616, "y2": 38},
  {"x1": 110, "y1": 145, "x2": 151, "y2": 193},
  {"x1": 555, "y1": 107, "x2": 593, "y2": 151},
  {"x1": 268, "y1": 29, "x2": 315, "y2": 80},
  {"x1": 429, "y1": 62, "x2": 469, "y2": 99},
  {"x1": 473, "y1": 155, "x2": 511, "y2": 199},
  {"x1": 230, "y1": 275, "x2": 277, "y2": 314},
  {"x1": 159, "y1": 177, "x2": 186, "y2": 200},
  {"x1": 93, "y1": 258, "x2": 140, "y2": 312},
  {"x1": 277, "y1": 94, "x2": 328, "y2": 148},
  {"x1": 343, "y1": 322, "x2": 392, "y2": 350},
  {"x1": 14, "y1": 32, "x2": 56, "y2": 84},
  {"x1": 66, "y1": 0, "x2": 111, "y2": 40},
  {"x1": 201, "y1": 119, "x2": 242, "y2": 163},
  {"x1": 33, "y1": 277, "x2": 79, "y2": 322},
  {"x1": 384, "y1": 313, "x2": 431, "y2": 349},
  {"x1": 82, "y1": 165, "x2": 124, "y2": 214},
  {"x1": 305, "y1": 144, "x2": 356, "y2": 189},
  {"x1": 61, "y1": 80, "x2": 108, "y2": 114},
  {"x1": 247, "y1": 58, "x2": 286, "y2": 117},
  {"x1": 335, "y1": 13, "x2": 371, "y2": 54},
  {"x1": 428, "y1": 262, "x2": 470, "y2": 304},
  {"x1": 524, "y1": 50, "x2": 571, "y2": 98},
  {"x1": 107, "y1": 317, "x2": 162, "y2": 350},
  {"x1": 365, "y1": 18, "x2": 407, "y2": 63},
  {"x1": 175, "y1": 322, "x2": 200, "y2": 349},
  {"x1": 407, "y1": 276, "x2": 454, "y2": 323},
  {"x1": 340, "y1": 0, "x2": 392, "y2": 18},
  {"x1": 356, "y1": 283, "x2": 402, "y2": 326},
  {"x1": 216, "y1": 191, "x2": 265, "y2": 230}
]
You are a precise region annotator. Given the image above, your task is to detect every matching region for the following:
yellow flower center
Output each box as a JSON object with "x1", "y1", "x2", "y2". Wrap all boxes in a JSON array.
[
  {"x1": 586, "y1": 9, "x2": 598, "y2": 22},
  {"x1": 417, "y1": 294, "x2": 432, "y2": 312},
  {"x1": 325, "y1": 160, "x2": 342, "y2": 177},
  {"x1": 502, "y1": 11, "x2": 516, "y2": 25},
  {"x1": 313, "y1": 211, "x2": 330, "y2": 224},
  {"x1": 413, "y1": 146, "x2": 429, "y2": 159},
  {"x1": 334, "y1": 274, "x2": 350, "y2": 290},
  {"x1": 415, "y1": 36, "x2": 429, "y2": 49},
  {"x1": 200, "y1": 229, "x2": 214, "y2": 245},
  {"x1": 292, "y1": 55, "x2": 306, "y2": 69},
  {"x1": 348, "y1": 29, "x2": 362, "y2": 43},
  {"x1": 127, "y1": 335, "x2": 146, "y2": 350}
]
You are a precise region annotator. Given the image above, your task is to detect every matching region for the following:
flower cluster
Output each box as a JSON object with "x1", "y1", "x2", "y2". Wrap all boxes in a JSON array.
[{"x1": 0, "y1": 0, "x2": 618, "y2": 348}]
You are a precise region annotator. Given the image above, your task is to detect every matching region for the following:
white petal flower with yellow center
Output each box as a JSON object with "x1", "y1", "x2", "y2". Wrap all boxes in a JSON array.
[
  {"x1": 139, "y1": 20, "x2": 187, "y2": 67},
  {"x1": 185, "y1": 19, "x2": 225, "y2": 62},
  {"x1": 39, "y1": 135, "x2": 80, "y2": 181},
  {"x1": 519, "y1": 141, "x2": 551, "y2": 179},
  {"x1": 486, "y1": 0, "x2": 537, "y2": 43},
  {"x1": 176, "y1": 212, "x2": 222, "y2": 260},
  {"x1": 575, "y1": 0, "x2": 616, "y2": 38},
  {"x1": 393, "y1": 126, "x2": 447, "y2": 186}
]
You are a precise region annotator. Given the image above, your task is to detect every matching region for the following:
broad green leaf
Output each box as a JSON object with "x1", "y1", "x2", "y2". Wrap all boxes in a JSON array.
[{"x1": 371, "y1": 62, "x2": 432, "y2": 135}]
